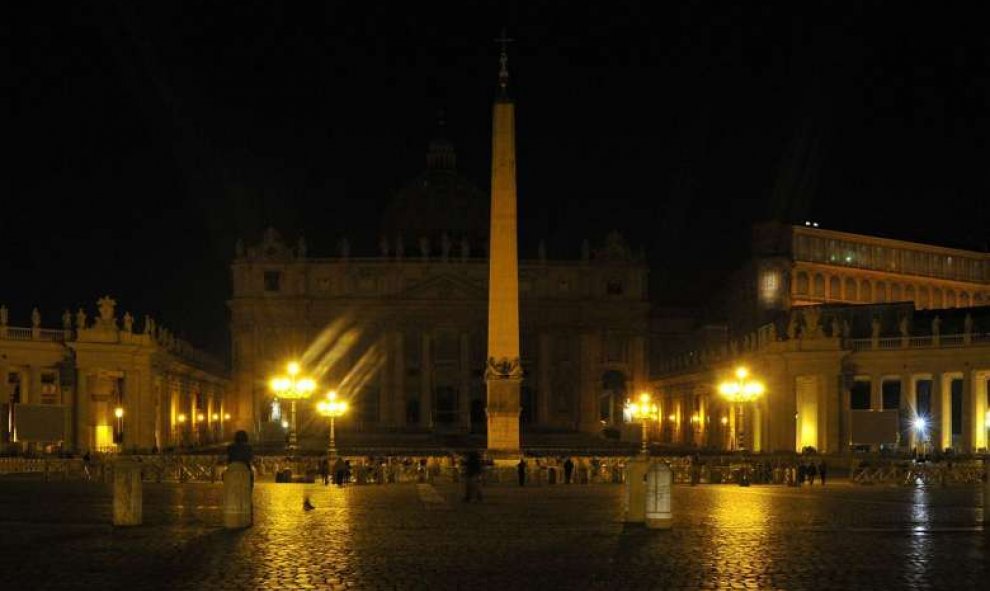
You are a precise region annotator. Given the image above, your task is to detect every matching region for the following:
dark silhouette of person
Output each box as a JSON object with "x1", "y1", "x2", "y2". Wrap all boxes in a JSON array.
[
  {"x1": 303, "y1": 496, "x2": 315, "y2": 511},
  {"x1": 818, "y1": 460, "x2": 827, "y2": 486},
  {"x1": 319, "y1": 457, "x2": 331, "y2": 485},
  {"x1": 563, "y1": 457, "x2": 574, "y2": 484},
  {"x1": 333, "y1": 457, "x2": 346, "y2": 486},
  {"x1": 463, "y1": 451, "x2": 483, "y2": 502},
  {"x1": 517, "y1": 457, "x2": 527, "y2": 487}
]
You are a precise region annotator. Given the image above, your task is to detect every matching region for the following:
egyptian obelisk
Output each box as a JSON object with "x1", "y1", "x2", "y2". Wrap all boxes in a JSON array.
[{"x1": 485, "y1": 31, "x2": 521, "y2": 452}]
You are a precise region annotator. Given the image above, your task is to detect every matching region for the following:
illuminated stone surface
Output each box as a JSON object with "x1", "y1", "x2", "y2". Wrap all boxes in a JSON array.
[{"x1": 0, "y1": 480, "x2": 985, "y2": 589}]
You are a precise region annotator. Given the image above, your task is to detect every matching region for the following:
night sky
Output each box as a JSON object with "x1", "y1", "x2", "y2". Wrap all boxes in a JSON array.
[{"x1": 5, "y1": 2, "x2": 988, "y2": 355}]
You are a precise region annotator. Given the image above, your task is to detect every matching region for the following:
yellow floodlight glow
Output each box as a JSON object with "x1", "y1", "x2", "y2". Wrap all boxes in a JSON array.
[
  {"x1": 287, "y1": 361, "x2": 300, "y2": 376},
  {"x1": 212, "y1": 413, "x2": 219, "y2": 421},
  {"x1": 113, "y1": 407, "x2": 124, "y2": 419},
  {"x1": 719, "y1": 366, "x2": 765, "y2": 403},
  {"x1": 177, "y1": 413, "x2": 187, "y2": 423}
]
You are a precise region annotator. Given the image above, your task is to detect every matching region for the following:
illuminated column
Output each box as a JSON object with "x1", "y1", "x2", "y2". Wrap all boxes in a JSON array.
[
  {"x1": 961, "y1": 370, "x2": 974, "y2": 452},
  {"x1": 76, "y1": 372, "x2": 91, "y2": 452},
  {"x1": 975, "y1": 372, "x2": 989, "y2": 451},
  {"x1": 485, "y1": 36, "x2": 522, "y2": 452},
  {"x1": 903, "y1": 374, "x2": 917, "y2": 449},
  {"x1": 933, "y1": 373, "x2": 951, "y2": 451}
]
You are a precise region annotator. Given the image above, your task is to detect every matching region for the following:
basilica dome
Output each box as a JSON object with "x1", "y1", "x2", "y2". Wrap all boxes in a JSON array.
[{"x1": 380, "y1": 133, "x2": 488, "y2": 254}]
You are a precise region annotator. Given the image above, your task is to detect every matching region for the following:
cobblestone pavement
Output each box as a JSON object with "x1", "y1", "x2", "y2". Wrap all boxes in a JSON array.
[{"x1": 0, "y1": 478, "x2": 986, "y2": 590}]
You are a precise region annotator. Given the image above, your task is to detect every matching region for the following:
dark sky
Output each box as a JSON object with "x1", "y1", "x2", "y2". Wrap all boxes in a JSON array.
[{"x1": 5, "y1": 1, "x2": 989, "y2": 355}]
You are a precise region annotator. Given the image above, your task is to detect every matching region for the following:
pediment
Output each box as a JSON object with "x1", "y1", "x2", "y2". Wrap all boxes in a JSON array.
[{"x1": 397, "y1": 274, "x2": 486, "y2": 301}]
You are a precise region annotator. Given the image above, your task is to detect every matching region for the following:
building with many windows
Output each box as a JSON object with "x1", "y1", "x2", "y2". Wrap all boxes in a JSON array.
[{"x1": 651, "y1": 224, "x2": 990, "y2": 455}]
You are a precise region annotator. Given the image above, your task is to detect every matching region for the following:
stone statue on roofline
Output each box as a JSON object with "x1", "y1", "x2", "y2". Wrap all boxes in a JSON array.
[
  {"x1": 898, "y1": 316, "x2": 910, "y2": 338},
  {"x1": 931, "y1": 315, "x2": 941, "y2": 337},
  {"x1": 62, "y1": 310, "x2": 72, "y2": 330},
  {"x1": 964, "y1": 313, "x2": 973, "y2": 335},
  {"x1": 871, "y1": 317, "x2": 881, "y2": 339},
  {"x1": 97, "y1": 296, "x2": 117, "y2": 328},
  {"x1": 31, "y1": 307, "x2": 41, "y2": 328},
  {"x1": 123, "y1": 312, "x2": 134, "y2": 333},
  {"x1": 76, "y1": 308, "x2": 87, "y2": 330},
  {"x1": 830, "y1": 317, "x2": 841, "y2": 339}
]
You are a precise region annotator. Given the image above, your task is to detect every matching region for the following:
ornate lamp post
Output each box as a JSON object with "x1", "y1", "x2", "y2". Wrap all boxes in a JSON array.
[
  {"x1": 718, "y1": 366, "x2": 765, "y2": 452},
  {"x1": 113, "y1": 406, "x2": 124, "y2": 447},
  {"x1": 316, "y1": 390, "x2": 348, "y2": 459},
  {"x1": 625, "y1": 392, "x2": 658, "y2": 455},
  {"x1": 269, "y1": 361, "x2": 316, "y2": 453}
]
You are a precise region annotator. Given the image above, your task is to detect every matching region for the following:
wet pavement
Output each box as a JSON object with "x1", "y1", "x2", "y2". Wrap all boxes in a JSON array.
[{"x1": 0, "y1": 478, "x2": 986, "y2": 589}]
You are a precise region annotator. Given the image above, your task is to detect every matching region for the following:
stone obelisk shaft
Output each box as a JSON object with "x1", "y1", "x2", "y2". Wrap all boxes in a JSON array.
[{"x1": 485, "y1": 92, "x2": 521, "y2": 452}]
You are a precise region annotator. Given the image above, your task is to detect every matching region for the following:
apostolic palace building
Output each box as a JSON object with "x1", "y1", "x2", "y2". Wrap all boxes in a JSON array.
[{"x1": 650, "y1": 221, "x2": 990, "y2": 455}]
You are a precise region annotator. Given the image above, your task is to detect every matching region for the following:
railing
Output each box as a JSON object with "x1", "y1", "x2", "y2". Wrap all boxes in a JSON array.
[
  {"x1": 849, "y1": 332, "x2": 989, "y2": 351},
  {"x1": 0, "y1": 327, "x2": 69, "y2": 342}
]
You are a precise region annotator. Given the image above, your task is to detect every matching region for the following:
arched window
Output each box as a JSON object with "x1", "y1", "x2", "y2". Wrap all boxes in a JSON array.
[
  {"x1": 796, "y1": 272, "x2": 810, "y2": 295},
  {"x1": 860, "y1": 280, "x2": 872, "y2": 302},
  {"x1": 876, "y1": 282, "x2": 887, "y2": 302},
  {"x1": 813, "y1": 274, "x2": 825, "y2": 297},
  {"x1": 844, "y1": 277, "x2": 857, "y2": 301},
  {"x1": 829, "y1": 276, "x2": 841, "y2": 299}
]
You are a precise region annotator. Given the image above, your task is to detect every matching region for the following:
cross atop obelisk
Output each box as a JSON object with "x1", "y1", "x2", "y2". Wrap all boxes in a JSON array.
[
  {"x1": 485, "y1": 30, "x2": 521, "y2": 453},
  {"x1": 494, "y1": 28, "x2": 514, "y2": 96}
]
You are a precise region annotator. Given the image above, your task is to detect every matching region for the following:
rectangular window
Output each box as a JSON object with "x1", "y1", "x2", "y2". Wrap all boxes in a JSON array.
[
  {"x1": 881, "y1": 380, "x2": 900, "y2": 411},
  {"x1": 850, "y1": 380, "x2": 871, "y2": 410},
  {"x1": 264, "y1": 271, "x2": 282, "y2": 292}
]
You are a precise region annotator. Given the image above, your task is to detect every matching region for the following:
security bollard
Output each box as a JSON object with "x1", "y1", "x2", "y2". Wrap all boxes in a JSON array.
[
  {"x1": 223, "y1": 463, "x2": 253, "y2": 529},
  {"x1": 645, "y1": 462, "x2": 673, "y2": 529},
  {"x1": 113, "y1": 459, "x2": 143, "y2": 526},
  {"x1": 624, "y1": 457, "x2": 648, "y2": 523}
]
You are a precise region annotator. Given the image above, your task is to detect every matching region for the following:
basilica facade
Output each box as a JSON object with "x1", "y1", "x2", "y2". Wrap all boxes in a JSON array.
[{"x1": 229, "y1": 137, "x2": 649, "y2": 442}]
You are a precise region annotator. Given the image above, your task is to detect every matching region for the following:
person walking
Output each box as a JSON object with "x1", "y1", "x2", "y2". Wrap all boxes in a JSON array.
[
  {"x1": 818, "y1": 460, "x2": 828, "y2": 486},
  {"x1": 463, "y1": 451, "x2": 483, "y2": 502},
  {"x1": 563, "y1": 457, "x2": 574, "y2": 484},
  {"x1": 333, "y1": 457, "x2": 346, "y2": 487},
  {"x1": 319, "y1": 457, "x2": 331, "y2": 486},
  {"x1": 226, "y1": 430, "x2": 254, "y2": 487},
  {"x1": 517, "y1": 457, "x2": 527, "y2": 487},
  {"x1": 807, "y1": 461, "x2": 817, "y2": 486}
]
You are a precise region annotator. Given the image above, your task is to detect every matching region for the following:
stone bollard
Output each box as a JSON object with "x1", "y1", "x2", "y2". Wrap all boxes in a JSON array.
[
  {"x1": 223, "y1": 463, "x2": 253, "y2": 529},
  {"x1": 624, "y1": 457, "x2": 648, "y2": 523},
  {"x1": 645, "y1": 462, "x2": 673, "y2": 529},
  {"x1": 113, "y1": 459, "x2": 143, "y2": 526}
]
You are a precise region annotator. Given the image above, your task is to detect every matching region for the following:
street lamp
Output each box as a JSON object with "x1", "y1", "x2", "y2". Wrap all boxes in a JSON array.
[
  {"x1": 316, "y1": 390, "x2": 348, "y2": 458},
  {"x1": 717, "y1": 366, "x2": 765, "y2": 452},
  {"x1": 269, "y1": 361, "x2": 317, "y2": 453},
  {"x1": 176, "y1": 413, "x2": 187, "y2": 446},
  {"x1": 625, "y1": 392, "x2": 658, "y2": 455},
  {"x1": 113, "y1": 406, "x2": 124, "y2": 446}
]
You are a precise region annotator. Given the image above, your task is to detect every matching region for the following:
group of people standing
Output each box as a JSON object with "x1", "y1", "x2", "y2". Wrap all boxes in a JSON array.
[{"x1": 318, "y1": 457, "x2": 350, "y2": 486}]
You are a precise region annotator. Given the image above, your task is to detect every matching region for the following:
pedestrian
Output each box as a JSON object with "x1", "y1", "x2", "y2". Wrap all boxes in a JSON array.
[
  {"x1": 344, "y1": 459, "x2": 352, "y2": 484},
  {"x1": 226, "y1": 430, "x2": 254, "y2": 487},
  {"x1": 818, "y1": 460, "x2": 827, "y2": 486},
  {"x1": 563, "y1": 457, "x2": 574, "y2": 484},
  {"x1": 807, "y1": 462, "x2": 817, "y2": 486},
  {"x1": 333, "y1": 457, "x2": 346, "y2": 486},
  {"x1": 463, "y1": 451, "x2": 483, "y2": 502},
  {"x1": 319, "y1": 457, "x2": 331, "y2": 486},
  {"x1": 517, "y1": 457, "x2": 527, "y2": 487}
]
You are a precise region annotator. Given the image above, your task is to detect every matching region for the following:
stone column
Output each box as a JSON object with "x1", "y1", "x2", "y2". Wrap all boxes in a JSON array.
[
  {"x1": 29, "y1": 367, "x2": 43, "y2": 405},
  {"x1": 76, "y1": 372, "x2": 91, "y2": 452},
  {"x1": 392, "y1": 332, "x2": 405, "y2": 428},
  {"x1": 578, "y1": 332, "x2": 600, "y2": 434},
  {"x1": 902, "y1": 374, "x2": 916, "y2": 449},
  {"x1": 961, "y1": 370, "x2": 974, "y2": 452},
  {"x1": 420, "y1": 333, "x2": 432, "y2": 429},
  {"x1": 933, "y1": 373, "x2": 951, "y2": 451},
  {"x1": 62, "y1": 367, "x2": 75, "y2": 451},
  {"x1": 840, "y1": 379, "x2": 851, "y2": 452},
  {"x1": 537, "y1": 333, "x2": 552, "y2": 427},
  {"x1": 870, "y1": 375, "x2": 882, "y2": 411},
  {"x1": 459, "y1": 333, "x2": 471, "y2": 431},
  {"x1": 823, "y1": 373, "x2": 840, "y2": 454},
  {"x1": 975, "y1": 372, "x2": 989, "y2": 451}
]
